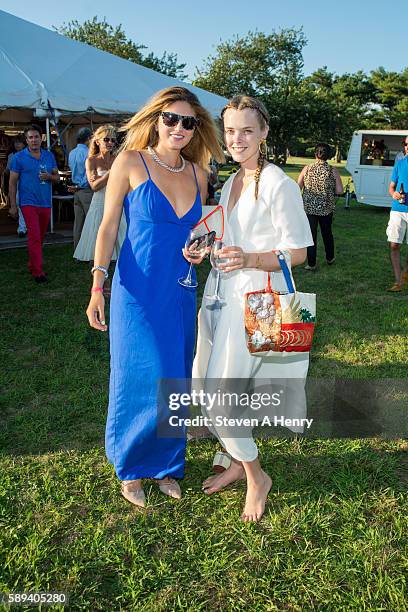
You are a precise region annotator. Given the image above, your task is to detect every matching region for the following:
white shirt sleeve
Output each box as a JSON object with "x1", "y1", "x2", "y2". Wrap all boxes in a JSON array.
[{"x1": 270, "y1": 175, "x2": 313, "y2": 250}]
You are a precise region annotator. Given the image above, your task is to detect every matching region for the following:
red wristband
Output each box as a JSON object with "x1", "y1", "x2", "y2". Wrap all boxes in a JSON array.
[{"x1": 91, "y1": 287, "x2": 103, "y2": 293}]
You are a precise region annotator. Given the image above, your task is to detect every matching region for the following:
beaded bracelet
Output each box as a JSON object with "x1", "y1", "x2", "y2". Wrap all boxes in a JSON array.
[{"x1": 91, "y1": 287, "x2": 103, "y2": 293}]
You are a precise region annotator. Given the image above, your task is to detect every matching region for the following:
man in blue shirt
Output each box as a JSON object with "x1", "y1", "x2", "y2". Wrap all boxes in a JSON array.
[
  {"x1": 9, "y1": 124, "x2": 59, "y2": 283},
  {"x1": 387, "y1": 136, "x2": 408, "y2": 291},
  {"x1": 68, "y1": 127, "x2": 93, "y2": 249}
]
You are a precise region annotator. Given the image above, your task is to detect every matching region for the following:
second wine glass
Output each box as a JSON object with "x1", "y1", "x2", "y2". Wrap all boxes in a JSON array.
[{"x1": 206, "y1": 240, "x2": 228, "y2": 302}]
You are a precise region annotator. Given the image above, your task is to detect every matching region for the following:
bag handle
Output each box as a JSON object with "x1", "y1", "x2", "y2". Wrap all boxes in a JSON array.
[{"x1": 266, "y1": 250, "x2": 295, "y2": 294}]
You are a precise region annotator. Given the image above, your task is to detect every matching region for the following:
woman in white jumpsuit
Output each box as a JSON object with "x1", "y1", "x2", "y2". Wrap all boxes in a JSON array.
[{"x1": 193, "y1": 96, "x2": 313, "y2": 521}]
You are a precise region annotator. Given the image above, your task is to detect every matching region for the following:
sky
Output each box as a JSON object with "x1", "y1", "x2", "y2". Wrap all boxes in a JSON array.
[{"x1": 1, "y1": 0, "x2": 407, "y2": 80}]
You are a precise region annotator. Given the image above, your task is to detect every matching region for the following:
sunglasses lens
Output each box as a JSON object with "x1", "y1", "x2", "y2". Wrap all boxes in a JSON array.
[
  {"x1": 161, "y1": 112, "x2": 198, "y2": 130},
  {"x1": 162, "y1": 112, "x2": 178, "y2": 127},
  {"x1": 182, "y1": 117, "x2": 198, "y2": 130}
]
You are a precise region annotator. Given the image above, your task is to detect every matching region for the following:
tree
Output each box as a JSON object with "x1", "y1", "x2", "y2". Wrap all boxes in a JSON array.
[
  {"x1": 303, "y1": 68, "x2": 376, "y2": 160},
  {"x1": 368, "y1": 67, "x2": 408, "y2": 128},
  {"x1": 142, "y1": 51, "x2": 187, "y2": 80},
  {"x1": 303, "y1": 67, "x2": 408, "y2": 154},
  {"x1": 194, "y1": 28, "x2": 408, "y2": 161},
  {"x1": 193, "y1": 29, "x2": 308, "y2": 164},
  {"x1": 55, "y1": 17, "x2": 187, "y2": 79}
]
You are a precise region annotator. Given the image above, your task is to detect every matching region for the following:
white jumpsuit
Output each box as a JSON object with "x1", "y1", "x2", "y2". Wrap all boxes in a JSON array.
[{"x1": 192, "y1": 164, "x2": 314, "y2": 462}]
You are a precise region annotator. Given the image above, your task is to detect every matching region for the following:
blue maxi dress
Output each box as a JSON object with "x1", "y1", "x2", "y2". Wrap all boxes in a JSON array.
[{"x1": 105, "y1": 152, "x2": 201, "y2": 480}]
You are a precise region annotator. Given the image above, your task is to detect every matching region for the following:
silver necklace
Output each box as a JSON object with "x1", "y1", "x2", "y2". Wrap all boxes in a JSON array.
[{"x1": 148, "y1": 146, "x2": 186, "y2": 173}]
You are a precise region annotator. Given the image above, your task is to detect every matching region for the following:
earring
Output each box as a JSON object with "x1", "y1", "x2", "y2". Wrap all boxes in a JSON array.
[{"x1": 259, "y1": 139, "x2": 268, "y2": 157}]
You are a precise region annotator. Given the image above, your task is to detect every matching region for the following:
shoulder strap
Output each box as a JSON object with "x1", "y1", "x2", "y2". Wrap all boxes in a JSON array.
[
  {"x1": 138, "y1": 152, "x2": 151, "y2": 180},
  {"x1": 191, "y1": 162, "x2": 200, "y2": 194}
]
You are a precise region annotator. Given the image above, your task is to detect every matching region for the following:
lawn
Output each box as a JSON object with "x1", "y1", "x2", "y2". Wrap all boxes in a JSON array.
[{"x1": 0, "y1": 161, "x2": 407, "y2": 610}]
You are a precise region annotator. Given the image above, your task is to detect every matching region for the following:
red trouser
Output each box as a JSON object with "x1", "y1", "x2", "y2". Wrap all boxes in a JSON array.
[{"x1": 21, "y1": 205, "x2": 51, "y2": 277}]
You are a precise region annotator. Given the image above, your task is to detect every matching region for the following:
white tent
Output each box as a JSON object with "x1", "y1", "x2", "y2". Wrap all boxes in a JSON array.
[
  {"x1": 0, "y1": 10, "x2": 227, "y2": 229},
  {"x1": 0, "y1": 9, "x2": 227, "y2": 117}
]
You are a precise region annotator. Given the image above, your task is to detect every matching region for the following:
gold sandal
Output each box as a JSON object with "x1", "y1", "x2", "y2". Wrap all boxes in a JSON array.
[{"x1": 387, "y1": 283, "x2": 402, "y2": 292}]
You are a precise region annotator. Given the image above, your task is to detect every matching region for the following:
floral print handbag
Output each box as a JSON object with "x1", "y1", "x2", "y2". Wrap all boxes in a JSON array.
[{"x1": 244, "y1": 251, "x2": 316, "y2": 355}]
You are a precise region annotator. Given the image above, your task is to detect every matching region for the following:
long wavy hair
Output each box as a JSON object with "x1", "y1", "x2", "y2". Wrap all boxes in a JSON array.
[
  {"x1": 88, "y1": 125, "x2": 117, "y2": 158},
  {"x1": 120, "y1": 87, "x2": 225, "y2": 168},
  {"x1": 221, "y1": 95, "x2": 270, "y2": 200}
]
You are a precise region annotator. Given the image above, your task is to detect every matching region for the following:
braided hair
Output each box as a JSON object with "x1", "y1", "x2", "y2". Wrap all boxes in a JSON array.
[
  {"x1": 254, "y1": 147, "x2": 266, "y2": 200},
  {"x1": 221, "y1": 95, "x2": 269, "y2": 201}
]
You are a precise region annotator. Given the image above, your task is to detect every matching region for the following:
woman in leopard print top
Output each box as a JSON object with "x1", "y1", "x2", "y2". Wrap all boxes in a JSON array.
[{"x1": 298, "y1": 143, "x2": 344, "y2": 270}]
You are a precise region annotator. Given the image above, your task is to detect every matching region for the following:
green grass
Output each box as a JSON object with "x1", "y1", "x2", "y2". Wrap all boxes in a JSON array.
[{"x1": 1, "y1": 159, "x2": 407, "y2": 610}]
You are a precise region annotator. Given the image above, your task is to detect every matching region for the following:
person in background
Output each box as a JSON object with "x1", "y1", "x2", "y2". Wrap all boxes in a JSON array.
[
  {"x1": 207, "y1": 160, "x2": 219, "y2": 205},
  {"x1": 9, "y1": 124, "x2": 59, "y2": 283},
  {"x1": 0, "y1": 130, "x2": 12, "y2": 190},
  {"x1": 74, "y1": 125, "x2": 126, "y2": 262},
  {"x1": 68, "y1": 127, "x2": 93, "y2": 250},
  {"x1": 6, "y1": 137, "x2": 27, "y2": 237},
  {"x1": 387, "y1": 136, "x2": 408, "y2": 292},
  {"x1": 297, "y1": 143, "x2": 343, "y2": 270}
]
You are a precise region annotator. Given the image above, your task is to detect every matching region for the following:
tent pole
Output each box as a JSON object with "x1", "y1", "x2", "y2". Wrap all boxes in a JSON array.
[{"x1": 46, "y1": 117, "x2": 54, "y2": 233}]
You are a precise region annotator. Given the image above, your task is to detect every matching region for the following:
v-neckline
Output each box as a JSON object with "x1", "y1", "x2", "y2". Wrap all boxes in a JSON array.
[
  {"x1": 150, "y1": 179, "x2": 199, "y2": 220},
  {"x1": 226, "y1": 172, "x2": 254, "y2": 218},
  {"x1": 128, "y1": 179, "x2": 199, "y2": 221},
  {"x1": 128, "y1": 152, "x2": 201, "y2": 220}
]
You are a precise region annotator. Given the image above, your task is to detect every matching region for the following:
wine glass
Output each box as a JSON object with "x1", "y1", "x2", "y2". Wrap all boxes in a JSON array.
[
  {"x1": 178, "y1": 229, "x2": 208, "y2": 288},
  {"x1": 206, "y1": 240, "x2": 228, "y2": 302}
]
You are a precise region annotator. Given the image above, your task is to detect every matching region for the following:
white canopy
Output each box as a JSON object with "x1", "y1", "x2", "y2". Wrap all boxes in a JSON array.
[{"x1": 0, "y1": 10, "x2": 227, "y2": 117}]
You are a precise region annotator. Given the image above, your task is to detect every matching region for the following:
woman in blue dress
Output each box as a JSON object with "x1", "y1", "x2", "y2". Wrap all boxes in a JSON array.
[{"x1": 86, "y1": 87, "x2": 224, "y2": 507}]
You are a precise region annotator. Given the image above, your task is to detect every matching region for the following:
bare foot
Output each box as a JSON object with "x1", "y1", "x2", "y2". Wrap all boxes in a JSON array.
[
  {"x1": 241, "y1": 471, "x2": 272, "y2": 522},
  {"x1": 202, "y1": 461, "x2": 245, "y2": 495}
]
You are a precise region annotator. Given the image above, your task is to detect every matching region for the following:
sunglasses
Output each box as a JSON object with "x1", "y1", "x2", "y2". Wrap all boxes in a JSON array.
[
  {"x1": 161, "y1": 111, "x2": 199, "y2": 130},
  {"x1": 102, "y1": 137, "x2": 116, "y2": 143},
  {"x1": 404, "y1": 142, "x2": 408, "y2": 147}
]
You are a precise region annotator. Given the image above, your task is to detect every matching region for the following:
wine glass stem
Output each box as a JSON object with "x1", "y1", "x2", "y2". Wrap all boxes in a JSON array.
[
  {"x1": 185, "y1": 263, "x2": 194, "y2": 285},
  {"x1": 215, "y1": 271, "x2": 220, "y2": 296}
]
